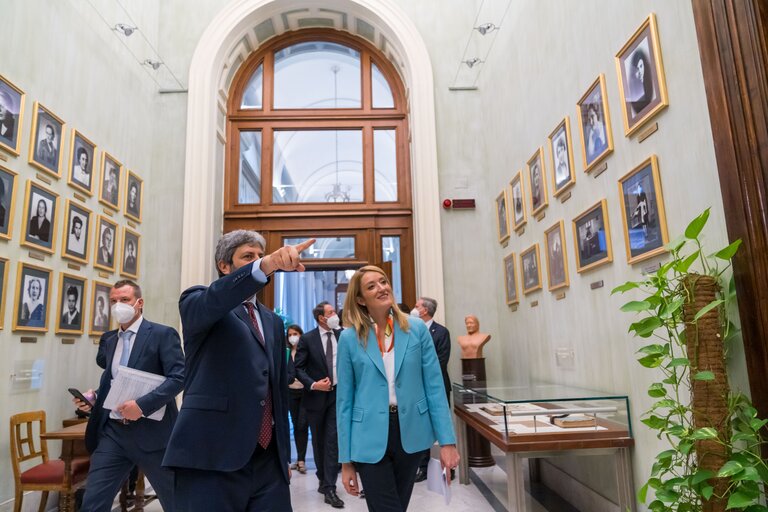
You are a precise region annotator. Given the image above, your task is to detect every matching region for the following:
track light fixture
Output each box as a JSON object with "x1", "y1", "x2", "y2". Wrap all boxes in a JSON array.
[
  {"x1": 474, "y1": 23, "x2": 498, "y2": 36},
  {"x1": 462, "y1": 58, "x2": 484, "y2": 69},
  {"x1": 113, "y1": 23, "x2": 137, "y2": 36}
]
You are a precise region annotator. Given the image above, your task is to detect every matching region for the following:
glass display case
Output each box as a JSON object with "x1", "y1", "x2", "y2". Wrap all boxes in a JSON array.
[{"x1": 452, "y1": 381, "x2": 632, "y2": 440}]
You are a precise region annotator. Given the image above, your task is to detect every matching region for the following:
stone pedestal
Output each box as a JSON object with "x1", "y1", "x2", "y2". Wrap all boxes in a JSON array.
[{"x1": 461, "y1": 358, "x2": 495, "y2": 467}]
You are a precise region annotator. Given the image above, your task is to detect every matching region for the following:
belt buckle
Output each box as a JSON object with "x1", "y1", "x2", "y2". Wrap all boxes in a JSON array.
[{"x1": 389, "y1": 405, "x2": 398, "y2": 414}]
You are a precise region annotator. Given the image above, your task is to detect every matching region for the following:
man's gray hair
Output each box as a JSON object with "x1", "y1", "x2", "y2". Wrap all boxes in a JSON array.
[
  {"x1": 419, "y1": 296, "x2": 437, "y2": 317},
  {"x1": 215, "y1": 230, "x2": 266, "y2": 277}
]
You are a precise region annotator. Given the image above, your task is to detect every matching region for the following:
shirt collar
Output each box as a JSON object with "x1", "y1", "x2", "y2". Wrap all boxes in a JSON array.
[
  {"x1": 425, "y1": 318, "x2": 434, "y2": 329},
  {"x1": 119, "y1": 315, "x2": 143, "y2": 336}
]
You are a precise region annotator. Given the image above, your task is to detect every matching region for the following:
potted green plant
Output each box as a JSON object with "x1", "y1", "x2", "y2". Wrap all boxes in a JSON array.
[{"x1": 612, "y1": 208, "x2": 767, "y2": 512}]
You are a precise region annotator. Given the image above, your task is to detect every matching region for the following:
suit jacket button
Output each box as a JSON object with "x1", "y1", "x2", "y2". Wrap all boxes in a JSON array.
[
  {"x1": 262, "y1": 370, "x2": 268, "y2": 376},
  {"x1": 260, "y1": 400, "x2": 266, "y2": 406}
]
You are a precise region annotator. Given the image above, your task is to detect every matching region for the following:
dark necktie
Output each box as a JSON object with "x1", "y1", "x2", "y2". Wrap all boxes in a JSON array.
[
  {"x1": 325, "y1": 331, "x2": 334, "y2": 384},
  {"x1": 244, "y1": 302, "x2": 272, "y2": 448}
]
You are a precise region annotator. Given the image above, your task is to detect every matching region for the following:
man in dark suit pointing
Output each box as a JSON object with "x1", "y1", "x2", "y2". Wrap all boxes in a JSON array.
[
  {"x1": 163, "y1": 231, "x2": 314, "y2": 512},
  {"x1": 295, "y1": 301, "x2": 345, "y2": 508},
  {"x1": 411, "y1": 296, "x2": 452, "y2": 482}
]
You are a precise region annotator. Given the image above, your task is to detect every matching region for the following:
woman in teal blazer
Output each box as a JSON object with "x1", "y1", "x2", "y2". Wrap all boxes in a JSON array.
[{"x1": 337, "y1": 265, "x2": 459, "y2": 511}]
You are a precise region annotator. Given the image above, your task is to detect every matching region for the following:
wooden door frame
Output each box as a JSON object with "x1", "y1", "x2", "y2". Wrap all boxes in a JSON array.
[{"x1": 692, "y1": 0, "x2": 768, "y2": 419}]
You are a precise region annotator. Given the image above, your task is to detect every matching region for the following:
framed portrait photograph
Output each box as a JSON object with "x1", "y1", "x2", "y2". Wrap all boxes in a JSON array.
[
  {"x1": 495, "y1": 189, "x2": 510, "y2": 244},
  {"x1": 20, "y1": 180, "x2": 59, "y2": 254},
  {"x1": 99, "y1": 152, "x2": 122, "y2": 210},
  {"x1": 13, "y1": 262, "x2": 52, "y2": 332},
  {"x1": 618, "y1": 155, "x2": 669, "y2": 264},
  {"x1": 527, "y1": 148, "x2": 548, "y2": 217},
  {"x1": 510, "y1": 171, "x2": 527, "y2": 232},
  {"x1": 67, "y1": 130, "x2": 97, "y2": 195},
  {"x1": 503, "y1": 252, "x2": 519, "y2": 306},
  {"x1": 577, "y1": 74, "x2": 614, "y2": 173},
  {"x1": 0, "y1": 74, "x2": 25, "y2": 156},
  {"x1": 120, "y1": 228, "x2": 140, "y2": 279},
  {"x1": 616, "y1": 13, "x2": 669, "y2": 136},
  {"x1": 548, "y1": 117, "x2": 576, "y2": 197},
  {"x1": 545, "y1": 220, "x2": 570, "y2": 291},
  {"x1": 572, "y1": 199, "x2": 613, "y2": 273},
  {"x1": 94, "y1": 216, "x2": 118, "y2": 272},
  {"x1": 89, "y1": 280, "x2": 112, "y2": 336},
  {"x1": 124, "y1": 170, "x2": 143, "y2": 222},
  {"x1": 0, "y1": 257, "x2": 8, "y2": 329},
  {"x1": 56, "y1": 273, "x2": 87, "y2": 335},
  {"x1": 0, "y1": 165, "x2": 18, "y2": 240},
  {"x1": 520, "y1": 244, "x2": 542, "y2": 295},
  {"x1": 61, "y1": 200, "x2": 92, "y2": 264},
  {"x1": 28, "y1": 102, "x2": 65, "y2": 177}
]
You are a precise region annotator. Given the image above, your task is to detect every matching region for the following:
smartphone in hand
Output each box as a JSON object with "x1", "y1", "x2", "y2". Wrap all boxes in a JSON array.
[{"x1": 68, "y1": 387, "x2": 94, "y2": 408}]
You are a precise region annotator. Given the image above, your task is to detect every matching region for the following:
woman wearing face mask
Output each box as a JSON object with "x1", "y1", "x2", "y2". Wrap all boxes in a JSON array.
[{"x1": 286, "y1": 324, "x2": 309, "y2": 474}]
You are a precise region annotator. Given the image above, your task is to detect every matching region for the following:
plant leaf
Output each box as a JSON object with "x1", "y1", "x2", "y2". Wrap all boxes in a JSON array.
[
  {"x1": 641, "y1": 415, "x2": 666, "y2": 430},
  {"x1": 638, "y1": 481, "x2": 649, "y2": 503},
  {"x1": 714, "y1": 239, "x2": 742, "y2": 261},
  {"x1": 659, "y1": 298, "x2": 684, "y2": 319},
  {"x1": 693, "y1": 299, "x2": 724, "y2": 321},
  {"x1": 685, "y1": 208, "x2": 710, "y2": 239},
  {"x1": 668, "y1": 358, "x2": 690, "y2": 368},
  {"x1": 638, "y1": 354, "x2": 664, "y2": 368},
  {"x1": 674, "y1": 251, "x2": 700, "y2": 273},
  {"x1": 621, "y1": 300, "x2": 652, "y2": 312},
  {"x1": 631, "y1": 316, "x2": 663, "y2": 337},
  {"x1": 648, "y1": 383, "x2": 666, "y2": 398},
  {"x1": 665, "y1": 235, "x2": 686, "y2": 252},
  {"x1": 690, "y1": 427, "x2": 718, "y2": 440},
  {"x1": 612, "y1": 281, "x2": 640, "y2": 294},
  {"x1": 691, "y1": 469, "x2": 716, "y2": 485},
  {"x1": 733, "y1": 466, "x2": 760, "y2": 483},
  {"x1": 694, "y1": 371, "x2": 715, "y2": 381},
  {"x1": 701, "y1": 484, "x2": 714, "y2": 500},
  {"x1": 727, "y1": 491, "x2": 756, "y2": 509},
  {"x1": 717, "y1": 460, "x2": 744, "y2": 477},
  {"x1": 638, "y1": 344, "x2": 665, "y2": 355}
]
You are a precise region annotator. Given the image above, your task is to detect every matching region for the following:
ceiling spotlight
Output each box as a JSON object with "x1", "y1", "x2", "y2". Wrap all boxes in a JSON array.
[
  {"x1": 475, "y1": 23, "x2": 498, "y2": 36},
  {"x1": 462, "y1": 58, "x2": 484, "y2": 69},
  {"x1": 114, "y1": 23, "x2": 137, "y2": 37},
  {"x1": 143, "y1": 59, "x2": 162, "y2": 70}
]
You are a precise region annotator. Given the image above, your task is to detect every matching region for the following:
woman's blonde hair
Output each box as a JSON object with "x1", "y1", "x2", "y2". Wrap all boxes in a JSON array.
[{"x1": 343, "y1": 265, "x2": 410, "y2": 345}]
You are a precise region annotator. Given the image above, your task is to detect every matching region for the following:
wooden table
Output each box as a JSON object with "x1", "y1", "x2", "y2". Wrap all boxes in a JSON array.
[
  {"x1": 40, "y1": 422, "x2": 87, "y2": 512},
  {"x1": 41, "y1": 421, "x2": 156, "y2": 511},
  {"x1": 453, "y1": 403, "x2": 636, "y2": 512}
]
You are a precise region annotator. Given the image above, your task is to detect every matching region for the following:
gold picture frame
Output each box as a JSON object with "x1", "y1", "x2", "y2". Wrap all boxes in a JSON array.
[
  {"x1": 520, "y1": 243, "x2": 542, "y2": 295},
  {"x1": 124, "y1": 170, "x2": 143, "y2": 223},
  {"x1": 0, "y1": 74, "x2": 26, "y2": 156},
  {"x1": 495, "y1": 189, "x2": 511, "y2": 244},
  {"x1": 13, "y1": 262, "x2": 53, "y2": 332},
  {"x1": 618, "y1": 155, "x2": 669, "y2": 264},
  {"x1": 99, "y1": 151, "x2": 123, "y2": 210},
  {"x1": 0, "y1": 257, "x2": 9, "y2": 329},
  {"x1": 615, "y1": 13, "x2": 669, "y2": 137},
  {"x1": 0, "y1": 165, "x2": 18, "y2": 241},
  {"x1": 28, "y1": 101, "x2": 65, "y2": 178},
  {"x1": 20, "y1": 180, "x2": 59, "y2": 254},
  {"x1": 120, "y1": 227, "x2": 140, "y2": 279},
  {"x1": 548, "y1": 117, "x2": 576, "y2": 197},
  {"x1": 572, "y1": 199, "x2": 613, "y2": 273},
  {"x1": 61, "y1": 200, "x2": 92, "y2": 265},
  {"x1": 503, "y1": 252, "x2": 519, "y2": 306},
  {"x1": 577, "y1": 74, "x2": 614, "y2": 173},
  {"x1": 89, "y1": 280, "x2": 112, "y2": 337},
  {"x1": 93, "y1": 215, "x2": 118, "y2": 273},
  {"x1": 544, "y1": 220, "x2": 570, "y2": 291},
  {"x1": 510, "y1": 170, "x2": 527, "y2": 233},
  {"x1": 56, "y1": 273, "x2": 87, "y2": 335},
  {"x1": 67, "y1": 129, "x2": 98, "y2": 196},
  {"x1": 527, "y1": 147, "x2": 549, "y2": 217}
]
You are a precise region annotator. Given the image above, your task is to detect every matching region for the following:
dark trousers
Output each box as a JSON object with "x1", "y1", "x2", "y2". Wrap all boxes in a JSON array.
[
  {"x1": 173, "y1": 437, "x2": 291, "y2": 512},
  {"x1": 80, "y1": 421, "x2": 175, "y2": 512},
  {"x1": 307, "y1": 389, "x2": 339, "y2": 493},
  {"x1": 288, "y1": 388, "x2": 309, "y2": 462},
  {"x1": 355, "y1": 412, "x2": 423, "y2": 512}
]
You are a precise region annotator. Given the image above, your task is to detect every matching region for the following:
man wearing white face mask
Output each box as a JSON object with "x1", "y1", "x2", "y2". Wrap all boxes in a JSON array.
[
  {"x1": 294, "y1": 301, "x2": 345, "y2": 508},
  {"x1": 73, "y1": 280, "x2": 184, "y2": 512}
]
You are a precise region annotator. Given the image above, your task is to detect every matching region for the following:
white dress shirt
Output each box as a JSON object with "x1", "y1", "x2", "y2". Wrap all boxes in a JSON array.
[
  {"x1": 318, "y1": 326, "x2": 338, "y2": 386},
  {"x1": 109, "y1": 316, "x2": 143, "y2": 419}
]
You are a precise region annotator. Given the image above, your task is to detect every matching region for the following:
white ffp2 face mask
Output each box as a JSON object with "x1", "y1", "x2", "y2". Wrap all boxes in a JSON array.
[
  {"x1": 410, "y1": 308, "x2": 420, "y2": 318},
  {"x1": 111, "y1": 302, "x2": 136, "y2": 324},
  {"x1": 288, "y1": 335, "x2": 300, "y2": 346},
  {"x1": 326, "y1": 314, "x2": 340, "y2": 330}
]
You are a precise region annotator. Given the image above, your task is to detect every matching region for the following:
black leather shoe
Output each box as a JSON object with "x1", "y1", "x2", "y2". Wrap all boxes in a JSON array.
[
  {"x1": 450, "y1": 468, "x2": 456, "y2": 481},
  {"x1": 325, "y1": 490, "x2": 345, "y2": 508},
  {"x1": 414, "y1": 468, "x2": 427, "y2": 482}
]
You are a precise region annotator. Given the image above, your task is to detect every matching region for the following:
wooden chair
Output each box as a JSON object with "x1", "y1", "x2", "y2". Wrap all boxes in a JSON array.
[{"x1": 9, "y1": 410, "x2": 89, "y2": 512}]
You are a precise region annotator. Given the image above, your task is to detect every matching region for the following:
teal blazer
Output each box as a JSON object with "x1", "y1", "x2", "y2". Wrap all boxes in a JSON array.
[{"x1": 336, "y1": 316, "x2": 456, "y2": 464}]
